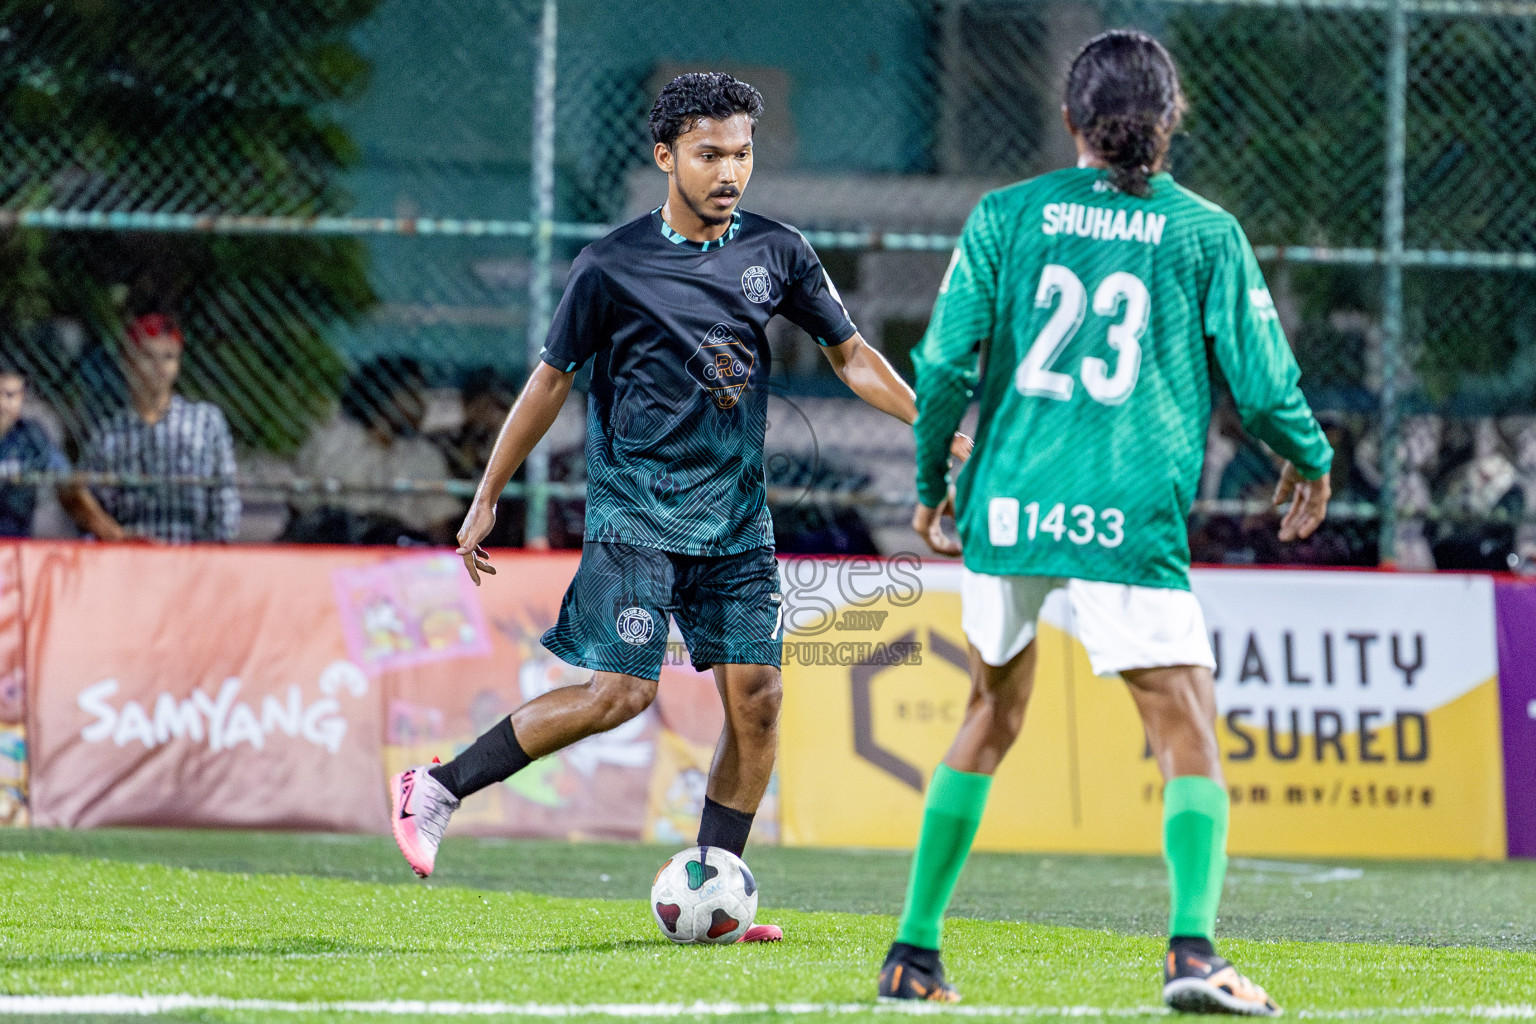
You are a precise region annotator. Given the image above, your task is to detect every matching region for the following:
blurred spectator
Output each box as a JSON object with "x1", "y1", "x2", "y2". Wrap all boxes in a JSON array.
[
  {"x1": 447, "y1": 369, "x2": 518, "y2": 479},
  {"x1": 1322, "y1": 416, "x2": 1378, "y2": 505},
  {"x1": 285, "y1": 357, "x2": 464, "y2": 545},
  {"x1": 1432, "y1": 417, "x2": 1519, "y2": 570},
  {"x1": 76, "y1": 315, "x2": 241, "y2": 543},
  {"x1": 0, "y1": 356, "x2": 116, "y2": 538},
  {"x1": 1198, "y1": 404, "x2": 1242, "y2": 501},
  {"x1": 544, "y1": 447, "x2": 585, "y2": 549},
  {"x1": 1192, "y1": 411, "x2": 1377, "y2": 567},
  {"x1": 1278, "y1": 416, "x2": 1374, "y2": 565},
  {"x1": 1507, "y1": 417, "x2": 1536, "y2": 498},
  {"x1": 1441, "y1": 418, "x2": 1517, "y2": 515},
  {"x1": 1216, "y1": 436, "x2": 1280, "y2": 503},
  {"x1": 1355, "y1": 415, "x2": 1440, "y2": 569},
  {"x1": 1505, "y1": 417, "x2": 1536, "y2": 572},
  {"x1": 1190, "y1": 400, "x2": 1282, "y2": 564},
  {"x1": 1393, "y1": 416, "x2": 1439, "y2": 570},
  {"x1": 770, "y1": 452, "x2": 879, "y2": 555}
]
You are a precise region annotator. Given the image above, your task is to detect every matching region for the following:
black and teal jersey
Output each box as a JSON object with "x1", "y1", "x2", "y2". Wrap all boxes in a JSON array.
[{"x1": 542, "y1": 207, "x2": 857, "y2": 556}]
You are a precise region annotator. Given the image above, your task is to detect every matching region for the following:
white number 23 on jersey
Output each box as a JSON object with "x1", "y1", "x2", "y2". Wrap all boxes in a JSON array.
[{"x1": 1015, "y1": 264, "x2": 1148, "y2": 405}]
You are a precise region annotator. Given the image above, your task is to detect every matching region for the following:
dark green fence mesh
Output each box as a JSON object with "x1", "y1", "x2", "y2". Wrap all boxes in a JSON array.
[{"x1": 1, "y1": 0, "x2": 1532, "y2": 567}]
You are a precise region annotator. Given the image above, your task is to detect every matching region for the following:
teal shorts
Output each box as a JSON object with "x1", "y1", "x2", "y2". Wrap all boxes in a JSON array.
[{"x1": 541, "y1": 542, "x2": 783, "y2": 680}]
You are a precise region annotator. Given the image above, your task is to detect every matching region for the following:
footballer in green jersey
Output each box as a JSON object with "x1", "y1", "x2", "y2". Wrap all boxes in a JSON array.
[{"x1": 879, "y1": 31, "x2": 1332, "y2": 1016}]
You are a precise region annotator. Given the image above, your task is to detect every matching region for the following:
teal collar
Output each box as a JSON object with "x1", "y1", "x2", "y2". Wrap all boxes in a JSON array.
[{"x1": 653, "y1": 207, "x2": 742, "y2": 252}]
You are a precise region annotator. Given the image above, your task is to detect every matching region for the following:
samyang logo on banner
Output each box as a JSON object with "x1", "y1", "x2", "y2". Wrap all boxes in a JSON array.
[
  {"x1": 11, "y1": 543, "x2": 766, "y2": 845},
  {"x1": 23, "y1": 545, "x2": 389, "y2": 833}
]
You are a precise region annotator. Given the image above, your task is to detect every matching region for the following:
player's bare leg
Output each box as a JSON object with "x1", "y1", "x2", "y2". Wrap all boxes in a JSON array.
[
  {"x1": 705, "y1": 663, "x2": 781, "y2": 813},
  {"x1": 1125, "y1": 665, "x2": 1279, "y2": 1017},
  {"x1": 391, "y1": 671, "x2": 658, "y2": 877},
  {"x1": 700, "y1": 662, "x2": 784, "y2": 942},
  {"x1": 940, "y1": 641, "x2": 1038, "y2": 774},
  {"x1": 1123, "y1": 665, "x2": 1221, "y2": 781},
  {"x1": 880, "y1": 640, "x2": 1038, "y2": 1002},
  {"x1": 511, "y1": 671, "x2": 659, "y2": 756}
]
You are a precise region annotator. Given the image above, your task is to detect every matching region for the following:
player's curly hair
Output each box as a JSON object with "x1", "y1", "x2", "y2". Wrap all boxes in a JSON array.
[
  {"x1": 1065, "y1": 30, "x2": 1186, "y2": 199},
  {"x1": 648, "y1": 72, "x2": 764, "y2": 149}
]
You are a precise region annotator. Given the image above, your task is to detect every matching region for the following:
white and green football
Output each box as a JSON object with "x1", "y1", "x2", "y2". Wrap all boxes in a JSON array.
[{"x1": 649, "y1": 845, "x2": 758, "y2": 944}]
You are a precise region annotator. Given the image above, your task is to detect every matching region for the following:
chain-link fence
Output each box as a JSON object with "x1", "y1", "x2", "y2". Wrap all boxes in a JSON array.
[{"x1": 1, "y1": 0, "x2": 1533, "y2": 568}]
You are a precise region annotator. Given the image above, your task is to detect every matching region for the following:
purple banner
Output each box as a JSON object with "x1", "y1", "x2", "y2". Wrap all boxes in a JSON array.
[{"x1": 1497, "y1": 582, "x2": 1536, "y2": 858}]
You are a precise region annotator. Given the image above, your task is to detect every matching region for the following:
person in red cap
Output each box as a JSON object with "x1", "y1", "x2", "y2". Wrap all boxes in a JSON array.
[{"x1": 75, "y1": 314, "x2": 241, "y2": 543}]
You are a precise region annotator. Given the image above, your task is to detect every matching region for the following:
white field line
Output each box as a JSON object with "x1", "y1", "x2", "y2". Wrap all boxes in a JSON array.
[{"x1": 0, "y1": 996, "x2": 1533, "y2": 1019}]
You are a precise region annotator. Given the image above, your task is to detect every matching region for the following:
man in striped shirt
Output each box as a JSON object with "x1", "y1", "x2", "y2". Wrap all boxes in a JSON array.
[{"x1": 77, "y1": 315, "x2": 241, "y2": 543}]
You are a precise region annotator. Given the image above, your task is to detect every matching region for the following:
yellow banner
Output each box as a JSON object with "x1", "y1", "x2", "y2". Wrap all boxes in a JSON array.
[{"x1": 778, "y1": 563, "x2": 1506, "y2": 859}]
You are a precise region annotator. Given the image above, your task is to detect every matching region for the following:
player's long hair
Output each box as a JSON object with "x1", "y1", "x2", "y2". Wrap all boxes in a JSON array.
[{"x1": 1065, "y1": 30, "x2": 1186, "y2": 199}]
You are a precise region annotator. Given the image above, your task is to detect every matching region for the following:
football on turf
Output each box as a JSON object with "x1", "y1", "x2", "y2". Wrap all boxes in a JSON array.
[{"x1": 650, "y1": 845, "x2": 758, "y2": 944}]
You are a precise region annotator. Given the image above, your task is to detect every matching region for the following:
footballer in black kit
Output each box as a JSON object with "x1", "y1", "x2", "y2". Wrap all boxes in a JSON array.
[
  {"x1": 543, "y1": 206, "x2": 856, "y2": 558},
  {"x1": 388, "y1": 72, "x2": 969, "y2": 942},
  {"x1": 537, "y1": 206, "x2": 857, "y2": 682}
]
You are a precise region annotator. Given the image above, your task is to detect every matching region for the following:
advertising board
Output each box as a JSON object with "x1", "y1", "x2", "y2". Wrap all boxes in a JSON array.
[{"x1": 778, "y1": 562, "x2": 1506, "y2": 859}]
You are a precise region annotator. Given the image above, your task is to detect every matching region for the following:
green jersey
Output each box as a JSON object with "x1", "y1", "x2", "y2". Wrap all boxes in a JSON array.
[{"x1": 913, "y1": 167, "x2": 1332, "y2": 590}]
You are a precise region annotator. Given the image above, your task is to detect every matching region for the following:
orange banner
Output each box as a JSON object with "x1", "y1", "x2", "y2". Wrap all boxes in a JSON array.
[
  {"x1": 14, "y1": 542, "x2": 738, "y2": 842},
  {"x1": 25, "y1": 543, "x2": 389, "y2": 831}
]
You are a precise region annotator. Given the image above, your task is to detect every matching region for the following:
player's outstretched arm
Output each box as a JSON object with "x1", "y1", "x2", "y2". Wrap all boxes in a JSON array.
[
  {"x1": 821, "y1": 334, "x2": 972, "y2": 458},
  {"x1": 457, "y1": 362, "x2": 576, "y2": 584},
  {"x1": 822, "y1": 332, "x2": 916, "y2": 423}
]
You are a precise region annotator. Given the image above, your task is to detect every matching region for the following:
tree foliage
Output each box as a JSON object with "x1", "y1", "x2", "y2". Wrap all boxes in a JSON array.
[{"x1": 0, "y1": 0, "x2": 381, "y2": 452}]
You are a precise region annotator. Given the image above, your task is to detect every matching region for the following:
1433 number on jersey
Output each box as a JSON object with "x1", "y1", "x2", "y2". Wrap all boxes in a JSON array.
[{"x1": 989, "y1": 497, "x2": 1124, "y2": 549}]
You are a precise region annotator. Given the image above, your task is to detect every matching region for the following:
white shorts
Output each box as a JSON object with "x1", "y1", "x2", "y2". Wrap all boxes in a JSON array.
[{"x1": 959, "y1": 569, "x2": 1216, "y2": 677}]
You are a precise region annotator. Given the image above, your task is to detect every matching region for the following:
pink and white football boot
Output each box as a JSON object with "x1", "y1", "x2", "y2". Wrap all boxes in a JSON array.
[
  {"x1": 389, "y1": 764, "x2": 460, "y2": 878},
  {"x1": 739, "y1": 924, "x2": 783, "y2": 943}
]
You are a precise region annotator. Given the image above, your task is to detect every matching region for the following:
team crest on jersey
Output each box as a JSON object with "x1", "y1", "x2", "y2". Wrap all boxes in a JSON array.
[
  {"x1": 616, "y1": 607, "x2": 654, "y2": 646},
  {"x1": 687, "y1": 323, "x2": 755, "y2": 409},
  {"x1": 741, "y1": 265, "x2": 771, "y2": 303}
]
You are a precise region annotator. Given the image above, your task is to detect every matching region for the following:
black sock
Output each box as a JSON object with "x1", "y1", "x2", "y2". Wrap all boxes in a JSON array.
[
  {"x1": 429, "y1": 717, "x2": 531, "y2": 800},
  {"x1": 1170, "y1": 935, "x2": 1216, "y2": 958},
  {"x1": 885, "y1": 941, "x2": 942, "y2": 974},
  {"x1": 696, "y1": 796, "x2": 755, "y2": 858}
]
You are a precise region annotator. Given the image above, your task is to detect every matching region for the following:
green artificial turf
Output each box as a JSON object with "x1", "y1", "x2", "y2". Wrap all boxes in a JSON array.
[
  {"x1": 2, "y1": 827, "x2": 1534, "y2": 949},
  {"x1": 1, "y1": 849, "x2": 1534, "y2": 1023}
]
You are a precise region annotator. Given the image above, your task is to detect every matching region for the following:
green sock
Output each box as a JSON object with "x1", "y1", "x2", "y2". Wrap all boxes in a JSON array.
[
  {"x1": 1163, "y1": 775, "x2": 1230, "y2": 940},
  {"x1": 895, "y1": 764, "x2": 993, "y2": 949}
]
